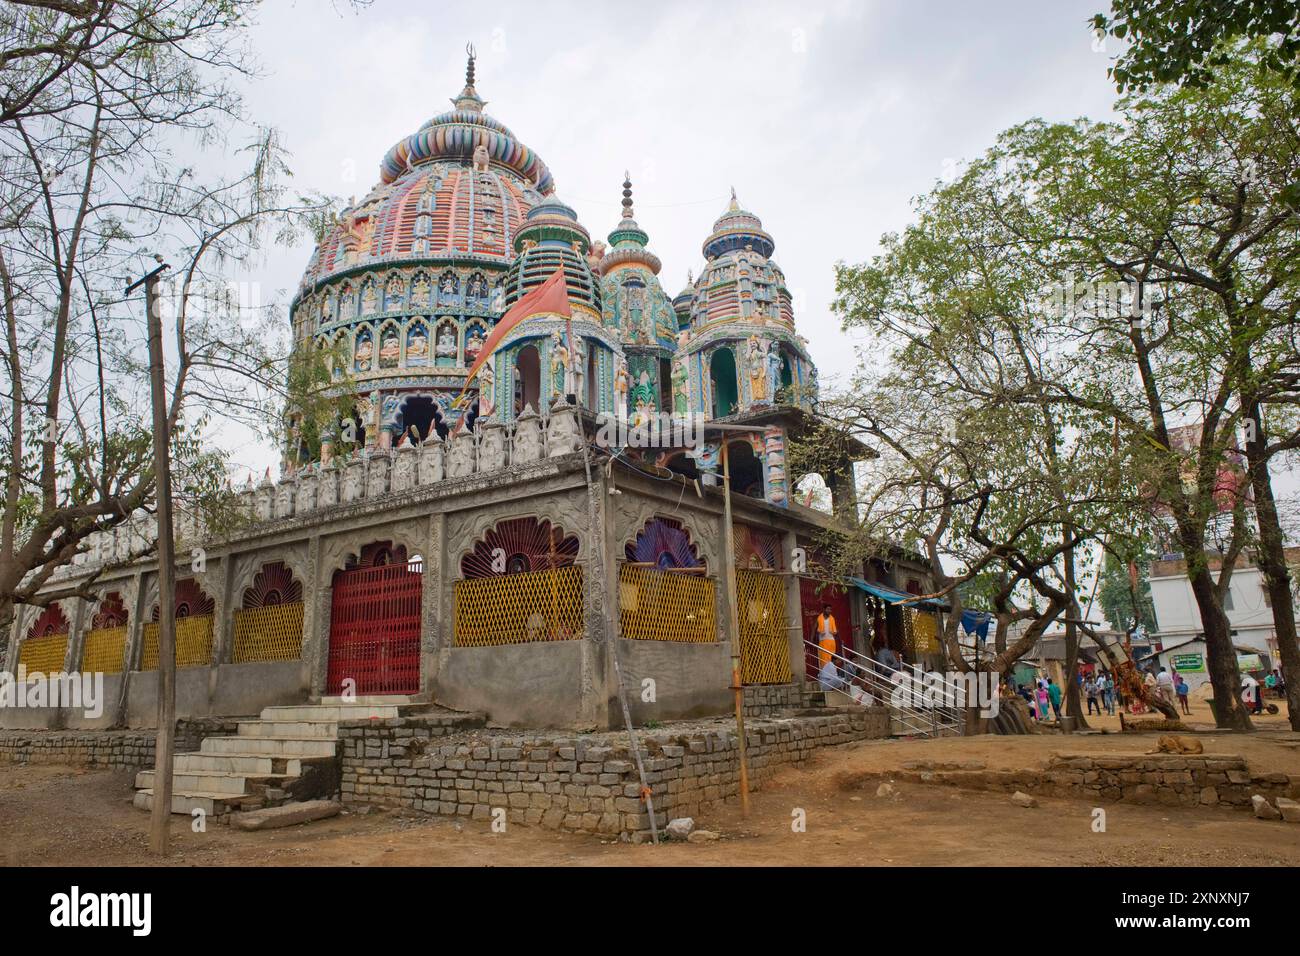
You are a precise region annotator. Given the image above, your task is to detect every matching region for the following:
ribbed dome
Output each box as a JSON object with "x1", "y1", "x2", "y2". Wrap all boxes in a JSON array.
[
  {"x1": 503, "y1": 194, "x2": 601, "y2": 314},
  {"x1": 299, "y1": 165, "x2": 540, "y2": 288},
  {"x1": 702, "y1": 189, "x2": 775, "y2": 260}
]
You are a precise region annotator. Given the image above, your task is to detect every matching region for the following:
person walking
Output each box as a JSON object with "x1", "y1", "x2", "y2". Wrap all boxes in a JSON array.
[
  {"x1": 1099, "y1": 672, "x2": 1115, "y2": 715},
  {"x1": 1036, "y1": 680, "x2": 1050, "y2": 722},
  {"x1": 1156, "y1": 667, "x2": 1177, "y2": 709},
  {"x1": 1085, "y1": 675, "x2": 1100, "y2": 715},
  {"x1": 1175, "y1": 675, "x2": 1190, "y2": 715},
  {"x1": 1047, "y1": 678, "x2": 1062, "y2": 721}
]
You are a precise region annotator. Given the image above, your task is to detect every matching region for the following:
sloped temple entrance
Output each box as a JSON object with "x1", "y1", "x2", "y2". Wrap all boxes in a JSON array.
[{"x1": 328, "y1": 546, "x2": 423, "y2": 695}]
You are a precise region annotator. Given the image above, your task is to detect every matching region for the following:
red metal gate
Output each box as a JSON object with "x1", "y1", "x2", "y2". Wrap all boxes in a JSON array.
[
  {"x1": 799, "y1": 577, "x2": 853, "y2": 681},
  {"x1": 328, "y1": 560, "x2": 423, "y2": 695}
]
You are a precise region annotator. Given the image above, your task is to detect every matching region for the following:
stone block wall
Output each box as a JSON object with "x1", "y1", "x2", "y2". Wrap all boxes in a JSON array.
[
  {"x1": 339, "y1": 710, "x2": 891, "y2": 836},
  {"x1": 0, "y1": 718, "x2": 240, "y2": 769},
  {"x1": 741, "y1": 682, "x2": 817, "y2": 718},
  {"x1": 860, "y1": 752, "x2": 1300, "y2": 810}
]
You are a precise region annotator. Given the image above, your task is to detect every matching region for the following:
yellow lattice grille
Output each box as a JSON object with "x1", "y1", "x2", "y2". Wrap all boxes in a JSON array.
[
  {"x1": 735, "y1": 569, "x2": 791, "y2": 684},
  {"x1": 80, "y1": 626, "x2": 127, "y2": 674},
  {"x1": 139, "y1": 615, "x2": 214, "y2": 670},
  {"x1": 232, "y1": 603, "x2": 305, "y2": 663},
  {"x1": 454, "y1": 565, "x2": 584, "y2": 646},
  {"x1": 619, "y1": 565, "x2": 716, "y2": 642},
  {"x1": 907, "y1": 608, "x2": 939, "y2": 654},
  {"x1": 17, "y1": 633, "x2": 68, "y2": 673}
]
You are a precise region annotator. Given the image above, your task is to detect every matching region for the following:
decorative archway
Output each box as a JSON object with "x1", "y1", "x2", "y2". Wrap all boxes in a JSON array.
[
  {"x1": 141, "y1": 578, "x2": 216, "y2": 670},
  {"x1": 234, "y1": 562, "x2": 306, "y2": 664},
  {"x1": 454, "y1": 517, "x2": 584, "y2": 646},
  {"x1": 725, "y1": 439, "x2": 764, "y2": 499},
  {"x1": 17, "y1": 604, "x2": 69, "y2": 674},
  {"x1": 150, "y1": 578, "x2": 215, "y2": 621},
  {"x1": 91, "y1": 592, "x2": 128, "y2": 629},
  {"x1": 514, "y1": 343, "x2": 541, "y2": 414},
  {"x1": 328, "y1": 541, "x2": 421, "y2": 695},
  {"x1": 461, "y1": 517, "x2": 579, "y2": 578},
  {"x1": 733, "y1": 524, "x2": 782, "y2": 571},
  {"x1": 26, "y1": 604, "x2": 70, "y2": 640},
  {"x1": 243, "y1": 561, "x2": 303, "y2": 608},
  {"x1": 710, "y1": 347, "x2": 739, "y2": 418},
  {"x1": 83, "y1": 592, "x2": 130, "y2": 675},
  {"x1": 625, "y1": 517, "x2": 706, "y2": 570}
]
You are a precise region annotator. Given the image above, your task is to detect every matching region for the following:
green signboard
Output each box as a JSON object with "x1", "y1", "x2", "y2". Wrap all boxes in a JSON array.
[{"x1": 1171, "y1": 653, "x2": 1204, "y2": 672}]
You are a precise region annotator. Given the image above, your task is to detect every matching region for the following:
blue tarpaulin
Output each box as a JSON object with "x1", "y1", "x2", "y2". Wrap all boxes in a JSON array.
[{"x1": 848, "y1": 577, "x2": 947, "y2": 609}]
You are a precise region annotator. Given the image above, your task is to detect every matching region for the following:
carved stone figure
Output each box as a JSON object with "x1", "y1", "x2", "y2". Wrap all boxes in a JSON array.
[
  {"x1": 473, "y1": 141, "x2": 490, "y2": 172},
  {"x1": 478, "y1": 420, "x2": 506, "y2": 472},
  {"x1": 418, "y1": 434, "x2": 444, "y2": 484},
  {"x1": 546, "y1": 401, "x2": 581, "y2": 457},
  {"x1": 513, "y1": 406, "x2": 542, "y2": 463},
  {"x1": 367, "y1": 454, "x2": 389, "y2": 497},
  {"x1": 274, "y1": 481, "x2": 294, "y2": 519},
  {"x1": 447, "y1": 429, "x2": 475, "y2": 477},
  {"x1": 343, "y1": 459, "x2": 366, "y2": 502},
  {"x1": 435, "y1": 324, "x2": 458, "y2": 364},
  {"x1": 392, "y1": 445, "x2": 417, "y2": 492}
]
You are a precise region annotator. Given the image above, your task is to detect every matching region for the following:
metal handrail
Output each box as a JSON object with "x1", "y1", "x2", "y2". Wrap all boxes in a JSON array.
[
  {"x1": 804, "y1": 639, "x2": 964, "y2": 737},
  {"x1": 831, "y1": 641, "x2": 967, "y2": 731}
]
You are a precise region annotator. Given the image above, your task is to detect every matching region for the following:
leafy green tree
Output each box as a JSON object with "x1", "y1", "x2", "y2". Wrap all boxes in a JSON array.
[{"x1": 1092, "y1": 0, "x2": 1300, "y2": 91}]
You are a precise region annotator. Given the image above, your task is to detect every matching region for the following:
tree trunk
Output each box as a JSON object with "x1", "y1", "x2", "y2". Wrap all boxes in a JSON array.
[
  {"x1": 1242, "y1": 398, "x2": 1300, "y2": 730},
  {"x1": 1185, "y1": 558, "x2": 1252, "y2": 730}
]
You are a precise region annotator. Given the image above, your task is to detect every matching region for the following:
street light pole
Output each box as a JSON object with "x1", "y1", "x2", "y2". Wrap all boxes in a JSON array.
[{"x1": 127, "y1": 260, "x2": 175, "y2": 855}]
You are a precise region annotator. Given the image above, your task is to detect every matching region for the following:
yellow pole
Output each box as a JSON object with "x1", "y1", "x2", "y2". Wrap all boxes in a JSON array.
[{"x1": 722, "y1": 441, "x2": 751, "y2": 816}]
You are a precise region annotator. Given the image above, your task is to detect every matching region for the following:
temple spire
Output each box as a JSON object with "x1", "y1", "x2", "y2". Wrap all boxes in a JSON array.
[
  {"x1": 621, "y1": 171, "x2": 634, "y2": 220},
  {"x1": 452, "y1": 41, "x2": 486, "y2": 112}
]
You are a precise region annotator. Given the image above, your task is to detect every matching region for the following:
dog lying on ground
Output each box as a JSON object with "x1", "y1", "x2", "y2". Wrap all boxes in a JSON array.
[{"x1": 1147, "y1": 734, "x2": 1204, "y2": 755}]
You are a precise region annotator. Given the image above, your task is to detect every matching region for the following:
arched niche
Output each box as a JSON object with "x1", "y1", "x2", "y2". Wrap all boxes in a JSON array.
[
  {"x1": 710, "y1": 346, "x2": 739, "y2": 418},
  {"x1": 460, "y1": 516, "x2": 579, "y2": 578}
]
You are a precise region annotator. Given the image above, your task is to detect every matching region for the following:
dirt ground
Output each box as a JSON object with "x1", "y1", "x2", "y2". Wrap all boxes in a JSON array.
[{"x1": 3, "y1": 725, "x2": 1299, "y2": 867}]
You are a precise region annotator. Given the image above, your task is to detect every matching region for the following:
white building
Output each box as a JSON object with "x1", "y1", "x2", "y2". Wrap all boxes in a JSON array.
[{"x1": 1147, "y1": 551, "x2": 1296, "y2": 689}]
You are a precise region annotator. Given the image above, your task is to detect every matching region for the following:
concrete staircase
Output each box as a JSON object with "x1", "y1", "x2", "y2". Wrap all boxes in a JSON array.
[{"x1": 133, "y1": 696, "x2": 407, "y2": 817}]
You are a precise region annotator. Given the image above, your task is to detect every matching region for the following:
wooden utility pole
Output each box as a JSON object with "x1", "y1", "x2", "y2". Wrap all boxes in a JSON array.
[
  {"x1": 128, "y1": 261, "x2": 175, "y2": 855},
  {"x1": 721, "y1": 440, "x2": 750, "y2": 816}
]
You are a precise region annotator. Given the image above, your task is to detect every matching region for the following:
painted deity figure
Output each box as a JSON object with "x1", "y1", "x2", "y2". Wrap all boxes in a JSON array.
[
  {"x1": 766, "y1": 347, "x2": 782, "y2": 402},
  {"x1": 361, "y1": 283, "x2": 378, "y2": 316},
  {"x1": 464, "y1": 329, "x2": 485, "y2": 366},
  {"x1": 549, "y1": 332, "x2": 570, "y2": 396},
  {"x1": 477, "y1": 361, "x2": 495, "y2": 420},
  {"x1": 435, "y1": 324, "x2": 458, "y2": 364},
  {"x1": 613, "y1": 354, "x2": 630, "y2": 417},
  {"x1": 439, "y1": 274, "x2": 458, "y2": 305},
  {"x1": 406, "y1": 325, "x2": 429, "y2": 366},
  {"x1": 747, "y1": 336, "x2": 769, "y2": 404},
  {"x1": 467, "y1": 274, "x2": 486, "y2": 303},
  {"x1": 571, "y1": 338, "x2": 587, "y2": 404},
  {"x1": 671, "y1": 356, "x2": 689, "y2": 416},
  {"x1": 410, "y1": 275, "x2": 431, "y2": 308},
  {"x1": 379, "y1": 327, "x2": 400, "y2": 368}
]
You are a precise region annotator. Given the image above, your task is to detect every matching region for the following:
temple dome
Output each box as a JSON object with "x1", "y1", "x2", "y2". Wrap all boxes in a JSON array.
[
  {"x1": 503, "y1": 193, "x2": 601, "y2": 315},
  {"x1": 295, "y1": 52, "x2": 552, "y2": 292},
  {"x1": 702, "y1": 189, "x2": 776, "y2": 261}
]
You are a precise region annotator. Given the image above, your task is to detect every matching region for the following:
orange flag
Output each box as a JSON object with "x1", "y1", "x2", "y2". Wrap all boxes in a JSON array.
[{"x1": 455, "y1": 267, "x2": 570, "y2": 406}]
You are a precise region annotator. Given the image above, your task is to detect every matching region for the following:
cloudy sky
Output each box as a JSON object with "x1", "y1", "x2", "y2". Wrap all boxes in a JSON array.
[{"x1": 222, "y1": 0, "x2": 1124, "y2": 476}]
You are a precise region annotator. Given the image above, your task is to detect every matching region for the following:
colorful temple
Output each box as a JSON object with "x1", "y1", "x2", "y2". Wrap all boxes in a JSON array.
[
  {"x1": 5, "y1": 51, "x2": 935, "y2": 735},
  {"x1": 287, "y1": 51, "x2": 818, "y2": 510}
]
